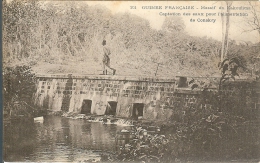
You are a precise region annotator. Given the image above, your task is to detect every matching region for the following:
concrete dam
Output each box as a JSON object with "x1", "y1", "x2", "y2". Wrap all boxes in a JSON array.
[{"x1": 34, "y1": 74, "x2": 260, "y2": 120}]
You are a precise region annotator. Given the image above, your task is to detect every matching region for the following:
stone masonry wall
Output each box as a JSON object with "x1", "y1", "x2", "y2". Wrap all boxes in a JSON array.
[{"x1": 34, "y1": 74, "x2": 259, "y2": 121}]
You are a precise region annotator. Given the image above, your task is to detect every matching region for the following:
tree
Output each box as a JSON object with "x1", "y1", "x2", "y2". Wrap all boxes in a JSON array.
[
  {"x1": 221, "y1": 1, "x2": 233, "y2": 62},
  {"x1": 244, "y1": 2, "x2": 260, "y2": 34},
  {"x1": 218, "y1": 57, "x2": 246, "y2": 88},
  {"x1": 162, "y1": 17, "x2": 185, "y2": 33},
  {"x1": 3, "y1": 66, "x2": 37, "y2": 116}
]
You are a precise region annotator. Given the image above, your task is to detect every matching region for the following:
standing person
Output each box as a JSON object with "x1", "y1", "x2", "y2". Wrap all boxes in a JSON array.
[{"x1": 102, "y1": 40, "x2": 116, "y2": 75}]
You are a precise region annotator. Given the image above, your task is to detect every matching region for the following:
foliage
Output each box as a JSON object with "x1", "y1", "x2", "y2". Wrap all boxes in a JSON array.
[
  {"x1": 102, "y1": 87, "x2": 259, "y2": 162},
  {"x1": 3, "y1": 66, "x2": 37, "y2": 114},
  {"x1": 244, "y1": 2, "x2": 260, "y2": 34},
  {"x1": 3, "y1": 0, "x2": 258, "y2": 76},
  {"x1": 162, "y1": 17, "x2": 185, "y2": 33},
  {"x1": 218, "y1": 57, "x2": 247, "y2": 84}
]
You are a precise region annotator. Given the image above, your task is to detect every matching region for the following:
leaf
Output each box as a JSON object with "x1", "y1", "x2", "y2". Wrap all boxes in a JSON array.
[
  {"x1": 191, "y1": 84, "x2": 199, "y2": 90},
  {"x1": 208, "y1": 128, "x2": 215, "y2": 132},
  {"x1": 139, "y1": 154, "x2": 147, "y2": 159},
  {"x1": 188, "y1": 78, "x2": 195, "y2": 85},
  {"x1": 220, "y1": 77, "x2": 229, "y2": 83},
  {"x1": 222, "y1": 64, "x2": 229, "y2": 74},
  {"x1": 229, "y1": 57, "x2": 240, "y2": 66},
  {"x1": 219, "y1": 58, "x2": 229, "y2": 69}
]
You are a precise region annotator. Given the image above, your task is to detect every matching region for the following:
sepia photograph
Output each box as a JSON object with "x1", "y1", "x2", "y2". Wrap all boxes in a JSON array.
[{"x1": 2, "y1": 0, "x2": 260, "y2": 162}]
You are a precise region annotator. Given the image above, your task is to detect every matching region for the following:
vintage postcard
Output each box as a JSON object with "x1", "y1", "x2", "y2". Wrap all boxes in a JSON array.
[{"x1": 2, "y1": 0, "x2": 260, "y2": 162}]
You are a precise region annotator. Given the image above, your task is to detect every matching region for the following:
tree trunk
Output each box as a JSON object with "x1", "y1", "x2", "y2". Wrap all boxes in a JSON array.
[
  {"x1": 224, "y1": 2, "x2": 232, "y2": 57},
  {"x1": 221, "y1": 1, "x2": 225, "y2": 62},
  {"x1": 221, "y1": 1, "x2": 232, "y2": 62}
]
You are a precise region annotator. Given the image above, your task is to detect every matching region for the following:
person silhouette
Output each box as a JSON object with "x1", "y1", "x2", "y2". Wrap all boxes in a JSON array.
[{"x1": 102, "y1": 40, "x2": 116, "y2": 75}]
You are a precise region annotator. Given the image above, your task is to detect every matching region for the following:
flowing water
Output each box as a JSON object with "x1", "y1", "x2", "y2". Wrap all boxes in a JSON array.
[{"x1": 4, "y1": 116, "x2": 132, "y2": 162}]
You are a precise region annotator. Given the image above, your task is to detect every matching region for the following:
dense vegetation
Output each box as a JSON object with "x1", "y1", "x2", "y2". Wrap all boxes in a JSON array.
[
  {"x1": 3, "y1": 0, "x2": 259, "y2": 76},
  {"x1": 3, "y1": 1, "x2": 259, "y2": 162},
  {"x1": 101, "y1": 84, "x2": 259, "y2": 162},
  {"x1": 3, "y1": 66, "x2": 38, "y2": 117}
]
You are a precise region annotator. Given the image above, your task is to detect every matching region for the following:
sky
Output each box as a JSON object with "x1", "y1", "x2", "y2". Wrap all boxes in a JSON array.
[{"x1": 86, "y1": 1, "x2": 259, "y2": 44}]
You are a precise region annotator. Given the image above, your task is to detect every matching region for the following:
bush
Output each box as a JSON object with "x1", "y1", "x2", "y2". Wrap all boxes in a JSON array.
[
  {"x1": 111, "y1": 88, "x2": 259, "y2": 162},
  {"x1": 3, "y1": 65, "x2": 37, "y2": 116}
]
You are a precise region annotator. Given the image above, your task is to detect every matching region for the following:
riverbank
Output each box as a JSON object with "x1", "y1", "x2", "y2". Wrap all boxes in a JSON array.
[
  {"x1": 52, "y1": 111, "x2": 260, "y2": 162},
  {"x1": 4, "y1": 107, "x2": 259, "y2": 163}
]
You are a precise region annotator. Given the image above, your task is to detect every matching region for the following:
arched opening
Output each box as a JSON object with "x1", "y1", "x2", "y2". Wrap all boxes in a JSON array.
[
  {"x1": 132, "y1": 103, "x2": 144, "y2": 120},
  {"x1": 178, "y1": 76, "x2": 188, "y2": 88},
  {"x1": 81, "y1": 100, "x2": 92, "y2": 114},
  {"x1": 105, "y1": 101, "x2": 117, "y2": 116}
]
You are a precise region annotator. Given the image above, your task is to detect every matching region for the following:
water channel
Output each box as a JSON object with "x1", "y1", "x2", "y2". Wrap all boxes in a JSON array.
[{"x1": 4, "y1": 116, "x2": 132, "y2": 162}]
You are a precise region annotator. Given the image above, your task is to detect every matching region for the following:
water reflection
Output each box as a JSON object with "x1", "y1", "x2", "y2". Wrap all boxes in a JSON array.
[{"x1": 4, "y1": 116, "x2": 131, "y2": 162}]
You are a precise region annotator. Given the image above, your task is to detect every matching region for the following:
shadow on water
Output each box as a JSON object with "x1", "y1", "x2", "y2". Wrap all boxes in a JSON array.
[
  {"x1": 4, "y1": 115, "x2": 131, "y2": 162},
  {"x1": 4, "y1": 119, "x2": 37, "y2": 161}
]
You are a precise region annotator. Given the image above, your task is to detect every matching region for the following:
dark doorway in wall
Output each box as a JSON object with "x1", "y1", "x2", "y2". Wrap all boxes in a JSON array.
[
  {"x1": 132, "y1": 103, "x2": 144, "y2": 120},
  {"x1": 105, "y1": 101, "x2": 117, "y2": 115},
  {"x1": 178, "y1": 77, "x2": 188, "y2": 88},
  {"x1": 81, "y1": 100, "x2": 92, "y2": 114}
]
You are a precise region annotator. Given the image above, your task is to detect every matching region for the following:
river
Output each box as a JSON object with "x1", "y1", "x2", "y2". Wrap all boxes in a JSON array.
[{"x1": 4, "y1": 116, "x2": 132, "y2": 162}]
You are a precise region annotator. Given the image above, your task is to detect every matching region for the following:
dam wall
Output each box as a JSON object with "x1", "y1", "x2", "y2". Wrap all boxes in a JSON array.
[{"x1": 34, "y1": 74, "x2": 259, "y2": 120}]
